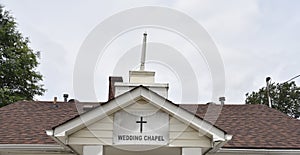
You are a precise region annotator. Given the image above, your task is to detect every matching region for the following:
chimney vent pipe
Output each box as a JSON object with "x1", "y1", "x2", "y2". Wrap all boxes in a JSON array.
[
  {"x1": 52, "y1": 97, "x2": 58, "y2": 108},
  {"x1": 53, "y1": 97, "x2": 57, "y2": 104},
  {"x1": 219, "y1": 97, "x2": 226, "y2": 105},
  {"x1": 63, "y1": 94, "x2": 69, "y2": 102}
]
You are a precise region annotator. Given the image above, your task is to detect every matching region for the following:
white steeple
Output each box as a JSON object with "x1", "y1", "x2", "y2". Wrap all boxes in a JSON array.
[
  {"x1": 114, "y1": 33, "x2": 169, "y2": 98},
  {"x1": 140, "y1": 32, "x2": 147, "y2": 71},
  {"x1": 129, "y1": 32, "x2": 155, "y2": 84}
]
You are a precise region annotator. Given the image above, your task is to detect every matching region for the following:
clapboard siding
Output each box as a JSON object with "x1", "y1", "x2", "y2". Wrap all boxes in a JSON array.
[
  {"x1": 68, "y1": 100, "x2": 211, "y2": 147},
  {"x1": 169, "y1": 123, "x2": 195, "y2": 132},
  {"x1": 68, "y1": 137, "x2": 112, "y2": 145},
  {"x1": 125, "y1": 101, "x2": 158, "y2": 112},
  {"x1": 69, "y1": 114, "x2": 115, "y2": 145},
  {"x1": 169, "y1": 139, "x2": 210, "y2": 147},
  {"x1": 86, "y1": 122, "x2": 113, "y2": 130},
  {"x1": 169, "y1": 116, "x2": 210, "y2": 147},
  {"x1": 71, "y1": 130, "x2": 112, "y2": 138},
  {"x1": 170, "y1": 131, "x2": 206, "y2": 140}
]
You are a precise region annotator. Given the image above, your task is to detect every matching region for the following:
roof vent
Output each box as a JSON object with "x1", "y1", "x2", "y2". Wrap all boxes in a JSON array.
[
  {"x1": 52, "y1": 97, "x2": 58, "y2": 108},
  {"x1": 206, "y1": 102, "x2": 216, "y2": 105},
  {"x1": 63, "y1": 94, "x2": 69, "y2": 102},
  {"x1": 83, "y1": 105, "x2": 96, "y2": 112},
  {"x1": 219, "y1": 97, "x2": 226, "y2": 105}
]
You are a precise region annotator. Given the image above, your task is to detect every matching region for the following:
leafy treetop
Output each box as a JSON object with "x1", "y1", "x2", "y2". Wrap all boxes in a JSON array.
[
  {"x1": 246, "y1": 81, "x2": 300, "y2": 118},
  {"x1": 0, "y1": 5, "x2": 45, "y2": 107}
]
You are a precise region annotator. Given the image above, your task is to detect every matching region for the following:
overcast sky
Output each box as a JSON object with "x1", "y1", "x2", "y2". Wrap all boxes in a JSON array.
[{"x1": 1, "y1": 0, "x2": 300, "y2": 104}]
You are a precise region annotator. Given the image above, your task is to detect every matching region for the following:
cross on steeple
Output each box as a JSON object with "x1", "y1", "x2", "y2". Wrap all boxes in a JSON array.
[{"x1": 136, "y1": 116, "x2": 147, "y2": 133}]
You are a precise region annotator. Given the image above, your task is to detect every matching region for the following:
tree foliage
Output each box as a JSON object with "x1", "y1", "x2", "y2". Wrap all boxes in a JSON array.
[
  {"x1": 0, "y1": 5, "x2": 45, "y2": 107},
  {"x1": 245, "y1": 81, "x2": 300, "y2": 118}
]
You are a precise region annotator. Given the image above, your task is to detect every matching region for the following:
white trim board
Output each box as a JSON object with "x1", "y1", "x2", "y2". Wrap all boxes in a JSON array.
[
  {"x1": 48, "y1": 86, "x2": 231, "y2": 145},
  {"x1": 215, "y1": 148, "x2": 300, "y2": 155}
]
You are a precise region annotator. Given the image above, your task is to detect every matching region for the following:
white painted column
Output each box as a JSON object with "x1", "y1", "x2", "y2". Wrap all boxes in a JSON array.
[
  {"x1": 182, "y1": 148, "x2": 202, "y2": 155},
  {"x1": 83, "y1": 145, "x2": 103, "y2": 155}
]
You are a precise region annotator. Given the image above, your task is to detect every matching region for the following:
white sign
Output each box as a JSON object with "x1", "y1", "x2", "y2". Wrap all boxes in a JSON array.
[{"x1": 113, "y1": 110, "x2": 169, "y2": 145}]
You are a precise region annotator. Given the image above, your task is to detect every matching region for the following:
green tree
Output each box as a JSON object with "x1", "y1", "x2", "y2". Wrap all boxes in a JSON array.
[
  {"x1": 245, "y1": 81, "x2": 300, "y2": 118},
  {"x1": 0, "y1": 5, "x2": 45, "y2": 107}
]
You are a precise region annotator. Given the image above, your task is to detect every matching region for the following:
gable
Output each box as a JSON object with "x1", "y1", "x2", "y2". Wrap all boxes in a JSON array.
[
  {"x1": 67, "y1": 99, "x2": 211, "y2": 147},
  {"x1": 45, "y1": 85, "x2": 232, "y2": 155}
]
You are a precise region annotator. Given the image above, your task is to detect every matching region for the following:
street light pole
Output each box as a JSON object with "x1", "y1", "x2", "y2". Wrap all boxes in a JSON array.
[{"x1": 266, "y1": 77, "x2": 272, "y2": 108}]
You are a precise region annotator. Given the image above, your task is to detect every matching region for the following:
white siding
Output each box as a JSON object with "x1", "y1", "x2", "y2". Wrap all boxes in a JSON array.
[
  {"x1": 68, "y1": 100, "x2": 211, "y2": 147},
  {"x1": 169, "y1": 116, "x2": 211, "y2": 147},
  {"x1": 69, "y1": 116, "x2": 113, "y2": 145}
]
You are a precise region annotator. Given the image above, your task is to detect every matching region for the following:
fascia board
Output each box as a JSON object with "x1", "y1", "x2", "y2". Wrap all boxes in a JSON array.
[
  {"x1": 219, "y1": 148, "x2": 300, "y2": 154},
  {"x1": 0, "y1": 144, "x2": 64, "y2": 151},
  {"x1": 53, "y1": 88, "x2": 141, "y2": 137},
  {"x1": 139, "y1": 88, "x2": 226, "y2": 141},
  {"x1": 53, "y1": 86, "x2": 226, "y2": 142}
]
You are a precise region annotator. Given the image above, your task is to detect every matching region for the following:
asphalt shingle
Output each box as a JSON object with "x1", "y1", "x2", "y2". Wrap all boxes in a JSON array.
[
  {"x1": 1, "y1": 101, "x2": 300, "y2": 149},
  {"x1": 182, "y1": 104, "x2": 300, "y2": 149},
  {"x1": 0, "y1": 101, "x2": 79, "y2": 144}
]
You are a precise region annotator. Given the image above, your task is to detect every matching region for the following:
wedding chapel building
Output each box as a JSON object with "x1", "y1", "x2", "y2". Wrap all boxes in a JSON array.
[{"x1": 1, "y1": 34, "x2": 300, "y2": 155}]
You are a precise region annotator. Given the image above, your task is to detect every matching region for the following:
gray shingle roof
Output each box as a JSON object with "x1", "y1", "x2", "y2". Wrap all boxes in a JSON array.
[
  {"x1": 182, "y1": 104, "x2": 300, "y2": 149},
  {"x1": 0, "y1": 101, "x2": 79, "y2": 144},
  {"x1": 1, "y1": 100, "x2": 300, "y2": 149}
]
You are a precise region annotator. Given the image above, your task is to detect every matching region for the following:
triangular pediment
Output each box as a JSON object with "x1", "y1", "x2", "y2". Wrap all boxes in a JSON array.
[
  {"x1": 49, "y1": 86, "x2": 228, "y2": 148},
  {"x1": 68, "y1": 98, "x2": 210, "y2": 147}
]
